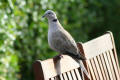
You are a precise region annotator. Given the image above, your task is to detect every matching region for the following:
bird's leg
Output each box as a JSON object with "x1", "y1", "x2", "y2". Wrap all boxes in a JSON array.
[{"x1": 53, "y1": 54, "x2": 63, "y2": 61}]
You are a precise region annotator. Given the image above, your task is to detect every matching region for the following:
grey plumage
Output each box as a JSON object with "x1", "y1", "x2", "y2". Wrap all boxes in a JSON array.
[
  {"x1": 43, "y1": 10, "x2": 90, "y2": 79},
  {"x1": 48, "y1": 26, "x2": 85, "y2": 60}
]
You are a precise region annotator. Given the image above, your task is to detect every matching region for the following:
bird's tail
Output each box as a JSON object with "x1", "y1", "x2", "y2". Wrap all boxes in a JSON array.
[{"x1": 78, "y1": 60, "x2": 90, "y2": 79}]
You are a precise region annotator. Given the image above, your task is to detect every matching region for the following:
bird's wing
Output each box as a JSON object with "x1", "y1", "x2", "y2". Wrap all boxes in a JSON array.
[
  {"x1": 51, "y1": 29, "x2": 78, "y2": 54},
  {"x1": 51, "y1": 29, "x2": 76, "y2": 51},
  {"x1": 50, "y1": 28, "x2": 86, "y2": 60}
]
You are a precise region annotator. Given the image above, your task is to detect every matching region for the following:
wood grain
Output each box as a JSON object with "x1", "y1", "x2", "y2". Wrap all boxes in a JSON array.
[
  {"x1": 66, "y1": 71, "x2": 72, "y2": 80},
  {"x1": 41, "y1": 55, "x2": 80, "y2": 79},
  {"x1": 74, "y1": 69, "x2": 82, "y2": 80},
  {"x1": 96, "y1": 56, "x2": 106, "y2": 80},
  {"x1": 83, "y1": 33, "x2": 113, "y2": 59},
  {"x1": 93, "y1": 57, "x2": 103, "y2": 80},
  {"x1": 70, "y1": 70, "x2": 77, "y2": 80}
]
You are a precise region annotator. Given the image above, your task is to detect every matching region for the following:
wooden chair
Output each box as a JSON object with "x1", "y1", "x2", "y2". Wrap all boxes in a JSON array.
[
  {"x1": 33, "y1": 31, "x2": 120, "y2": 80},
  {"x1": 77, "y1": 31, "x2": 120, "y2": 80},
  {"x1": 33, "y1": 55, "x2": 89, "y2": 80}
]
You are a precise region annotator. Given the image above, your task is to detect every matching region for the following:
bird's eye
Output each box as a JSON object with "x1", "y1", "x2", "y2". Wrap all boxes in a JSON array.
[{"x1": 48, "y1": 13, "x2": 51, "y2": 14}]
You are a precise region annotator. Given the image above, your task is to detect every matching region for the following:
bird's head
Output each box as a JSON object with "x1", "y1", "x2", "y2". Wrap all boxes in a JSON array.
[{"x1": 42, "y1": 10, "x2": 57, "y2": 20}]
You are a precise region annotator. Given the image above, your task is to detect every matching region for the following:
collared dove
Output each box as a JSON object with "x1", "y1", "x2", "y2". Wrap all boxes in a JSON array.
[{"x1": 42, "y1": 10, "x2": 90, "y2": 79}]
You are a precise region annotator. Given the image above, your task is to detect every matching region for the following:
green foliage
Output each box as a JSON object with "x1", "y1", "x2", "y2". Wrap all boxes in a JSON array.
[{"x1": 0, "y1": 0, "x2": 120, "y2": 80}]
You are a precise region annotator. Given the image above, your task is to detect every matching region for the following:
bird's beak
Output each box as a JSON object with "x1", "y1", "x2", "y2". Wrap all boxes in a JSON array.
[{"x1": 42, "y1": 14, "x2": 46, "y2": 18}]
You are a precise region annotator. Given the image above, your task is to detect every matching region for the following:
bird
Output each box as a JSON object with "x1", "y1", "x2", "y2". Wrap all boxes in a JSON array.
[{"x1": 42, "y1": 10, "x2": 90, "y2": 79}]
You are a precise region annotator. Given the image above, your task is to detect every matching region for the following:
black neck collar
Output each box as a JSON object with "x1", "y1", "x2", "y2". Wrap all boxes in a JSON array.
[{"x1": 52, "y1": 19, "x2": 57, "y2": 22}]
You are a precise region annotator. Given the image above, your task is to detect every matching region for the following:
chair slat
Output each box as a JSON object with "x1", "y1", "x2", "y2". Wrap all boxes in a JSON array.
[
  {"x1": 93, "y1": 57, "x2": 103, "y2": 80},
  {"x1": 74, "y1": 69, "x2": 82, "y2": 80},
  {"x1": 109, "y1": 32, "x2": 120, "y2": 76},
  {"x1": 87, "y1": 60, "x2": 96, "y2": 80},
  {"x1": 99, "y1": 54, "x2": 110, "y2": 79},
  {"x1": 59, "y1": 74, "x2": 64, "y2": 80},
  {"x1": 50, "y1": 78, "x2": 54, "y2": 80},
  {"x1": 90, "y1": 59, "x2": 100, "y2": 80},
  {"x1": 70, "y1": 70, "x2": 77, "y2": 80},
  {"x1": 79, "y1": 69, "x2": 84, "y2": 80},
  {"x1": 96, "y1": 56, "x2": 106, "y2": 80},
  {"x1": 66, "y1": 71, "x2": 72, "y2": 80},
  {"x1": 103, "y1": 52, "x2": 113, "y2": 80},
  {"x1": 63, "y1": 73, "x2": 68, "y2": 80},
  {"x1": 106, "y1": 51, "x2": 116, "y2": 80},
  {"x1": 109, "y1": 49, "x2": 120, "y2": 79}
]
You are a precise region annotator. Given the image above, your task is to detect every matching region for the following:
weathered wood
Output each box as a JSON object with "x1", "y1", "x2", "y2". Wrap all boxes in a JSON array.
[
  {"x1": 81, "y1": 31, "x2": 120, "y2": 80},
  {"x1": 59, "y1": 74, "x2": 64, "y2": 80},
  {"x1": 33, "y1": 60, "x2": 44, "y2": 80},
  {"x1": 109, "y1": 31, "x2": 120, "y2": 76},
  {"x1": 90, "y1": 59, "x2": 100, "y2": 80},
  {"x1": 33, "y1": 56, "x2": 82, "y2": 80},
  {"x1": 106, "y1": 51, "x2": 116, "y2": 80},
  {"x1": 109, "y1": 49, "x2": 120, "y2": 79},
  {"x1": 66, "y1": 71, "x2": 72, "y2": 80},
  {"x1": 83, "y1": 33, "x2": 113, "y2": 59},
  {"x1": 96, "y1": 56, "x2": 106, "y2": 80},
  {"x1": 40, "y1": 55, "x2": 80, "y2": 79},
  {"x1": 74, "y1": 69, "x2": 82, "y2": 80},
  {"x1": 100, "y1": 54, "x2": 110, "y2": 79},
  {"x1": 62, "y1": 73, "x2": 68, "y2": 80},
  {"x1": 87, "y1": 60, "x2": 96, "y2": 80},
  {"x1": 77, "y1": 43, "x2": 91, "y2": 80},
  {"x1": 70, "y1": 69, "x2": 77, "y2": 80},
  {"x1": 93, "y1": 57, "x2": 103, "y2": 80},
  {"x1": 103, "y1": 52, "x2": 113, "y2": 80}
]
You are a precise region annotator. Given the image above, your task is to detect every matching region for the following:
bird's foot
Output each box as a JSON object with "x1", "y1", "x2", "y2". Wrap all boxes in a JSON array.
[{"x1": 53, "y1": 54, "x2": 63, "y2": 61}]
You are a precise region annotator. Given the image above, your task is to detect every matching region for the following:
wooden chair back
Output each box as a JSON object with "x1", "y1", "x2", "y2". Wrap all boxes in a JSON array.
[
  {"x1": 78, "y1": 31, "x2": 120, "y2": 80},
  {"x1": 33, "y1": 55, "x2": 88, "y2": 80}
]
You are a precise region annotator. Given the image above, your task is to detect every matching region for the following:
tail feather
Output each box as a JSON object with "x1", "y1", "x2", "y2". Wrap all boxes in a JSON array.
[
  {"x1": 79, "y1": 60, "x2": 90, "y2": 79},
  {"x1": 63, "y1": 51, "x2": 90, "y2": 79}
]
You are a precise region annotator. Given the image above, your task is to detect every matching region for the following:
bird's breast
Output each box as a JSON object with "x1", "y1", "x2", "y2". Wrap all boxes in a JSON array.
[{"x1": 48, "y1": 28, "x2": 57, "y2": 49}]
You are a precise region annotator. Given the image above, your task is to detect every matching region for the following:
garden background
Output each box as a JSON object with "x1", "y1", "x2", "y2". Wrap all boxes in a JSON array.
[{"x1": 0, "y1": 0, "x2": 120, "y2": 80}]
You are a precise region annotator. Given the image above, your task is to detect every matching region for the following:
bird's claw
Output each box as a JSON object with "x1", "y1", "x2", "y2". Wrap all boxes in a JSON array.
[{"x1": 53, "y1": 54, "x2": 63, "y2": 61}]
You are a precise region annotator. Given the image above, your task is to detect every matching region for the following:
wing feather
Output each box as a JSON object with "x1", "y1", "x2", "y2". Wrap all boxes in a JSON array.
[{"x1": 50, "y1": 29, "x2": 78, "y2": 54}]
